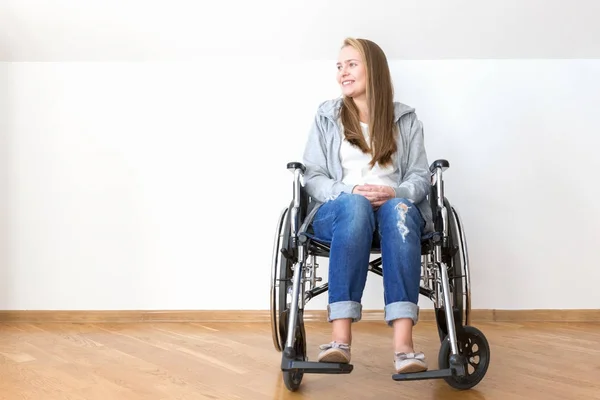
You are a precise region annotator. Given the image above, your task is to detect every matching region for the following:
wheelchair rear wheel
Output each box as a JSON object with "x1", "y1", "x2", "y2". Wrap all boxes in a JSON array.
[
  {"x1": 270, "y1": 207, "x2": 288, "y2": 352},
  {"x1": 270, "y1": 204, "x2": 308, "y2": 391},
  {"x1": 434, "y1": 198, "x2": 471, "y2": 341}
]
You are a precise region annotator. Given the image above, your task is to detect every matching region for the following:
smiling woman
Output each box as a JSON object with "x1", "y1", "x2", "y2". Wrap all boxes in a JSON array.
[{"x1": 301, "y1": 37, "x2": 433, "y2": 374}]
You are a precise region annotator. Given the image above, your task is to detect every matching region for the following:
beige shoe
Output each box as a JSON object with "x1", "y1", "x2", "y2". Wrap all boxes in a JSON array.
[
  {"x1": 394, "y1": 352, "x2": 428, "y2": 373},
  {"x1": 317, "y1": 342, "x2": 351, "y2": 363}
]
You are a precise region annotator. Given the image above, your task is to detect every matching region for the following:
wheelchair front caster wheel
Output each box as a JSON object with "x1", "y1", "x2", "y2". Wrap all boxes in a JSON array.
[
  {"x1": 280, "y1": 312, "x2": 307, "y2": 392},
  {"x1": 283, "y1": 370, "x2": 304, "y2": 392},
  {"x1": 438, "y1": 325, "x2": 490, "y2": 390}
]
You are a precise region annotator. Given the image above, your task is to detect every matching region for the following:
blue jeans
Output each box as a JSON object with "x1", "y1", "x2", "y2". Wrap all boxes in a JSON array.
[{"x1": 310, "y1": 193, "x2": 425, "y2": 326}]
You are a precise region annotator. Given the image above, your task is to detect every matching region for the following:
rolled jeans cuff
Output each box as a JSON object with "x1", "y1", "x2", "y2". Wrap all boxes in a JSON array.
[
  {"x1": 385, "y1": 301, "x2": 419, "y2": 326},
  {"x1": 327, "y1": 301, "x2": 362, "y2": 323}
]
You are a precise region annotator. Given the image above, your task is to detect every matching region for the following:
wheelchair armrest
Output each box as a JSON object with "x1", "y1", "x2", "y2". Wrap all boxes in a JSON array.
[
  {"x1": 287, "y1": 162, "x2": 306, "y2": 174},
  {"x1": 429, "y1": 159, "x2": 449, "y2": 173}
]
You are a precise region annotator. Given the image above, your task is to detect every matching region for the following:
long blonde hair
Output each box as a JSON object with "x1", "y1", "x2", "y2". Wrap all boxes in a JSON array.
[{"x1": 340, "y1": 38, "x2": 397, "y2": 168}]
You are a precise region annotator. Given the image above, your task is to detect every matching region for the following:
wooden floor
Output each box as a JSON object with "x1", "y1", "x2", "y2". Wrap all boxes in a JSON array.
[{"x1": 0, "y1": 321, "x2": 599, "y2": 399}]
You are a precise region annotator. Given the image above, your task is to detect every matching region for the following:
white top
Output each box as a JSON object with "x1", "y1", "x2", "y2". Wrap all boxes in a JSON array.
[{"x1": 340, "y1": 122, "x2": 397, "y2": 187}]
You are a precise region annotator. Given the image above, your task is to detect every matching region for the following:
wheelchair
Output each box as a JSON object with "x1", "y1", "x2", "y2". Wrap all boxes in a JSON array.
[{"x1": 270, "y1": 159, "x2": 490, "y2": 392}]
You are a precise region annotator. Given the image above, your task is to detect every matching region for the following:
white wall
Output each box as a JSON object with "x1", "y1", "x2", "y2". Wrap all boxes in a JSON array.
[
  {"x1": 3, "y1": 0, "x2": 600, "y2": 60},
  {"x1": 1, "y1": 1, "x2": 599, "y2": 311}
]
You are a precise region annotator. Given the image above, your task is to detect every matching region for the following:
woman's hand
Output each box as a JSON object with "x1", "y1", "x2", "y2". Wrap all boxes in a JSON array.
[{"x1": 353, "y1": 184, "x2": 395, "y2": 208}]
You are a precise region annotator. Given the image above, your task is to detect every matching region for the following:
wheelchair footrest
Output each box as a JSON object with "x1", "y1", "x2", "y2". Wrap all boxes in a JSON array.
[
  {"x1": 282, "y1": 360, "x2": 353, "y2": 374},
  {"x1": 392, "y1": 368, "x2": 453, "y2": 381}
]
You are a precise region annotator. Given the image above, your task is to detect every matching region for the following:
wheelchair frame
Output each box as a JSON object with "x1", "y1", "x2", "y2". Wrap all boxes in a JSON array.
[{"x1": 270, "y1": 159, "x2": 490, "y2": 391}]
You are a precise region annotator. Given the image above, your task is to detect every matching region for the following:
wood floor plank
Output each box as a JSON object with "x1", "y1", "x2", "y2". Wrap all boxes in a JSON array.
[{"x1": 0, "y1": 321, "x2": 598, "y2": 399}]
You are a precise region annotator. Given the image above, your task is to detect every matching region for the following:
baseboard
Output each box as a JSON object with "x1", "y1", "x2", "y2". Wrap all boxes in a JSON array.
[{"x1": 0, "y1": 309, "x2": 598, "y2": 323}]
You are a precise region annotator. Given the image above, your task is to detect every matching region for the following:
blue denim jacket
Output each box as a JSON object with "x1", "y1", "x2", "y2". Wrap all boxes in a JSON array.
[{"x1": 301, "y1": 98, "x2": 433, "y2": 232}]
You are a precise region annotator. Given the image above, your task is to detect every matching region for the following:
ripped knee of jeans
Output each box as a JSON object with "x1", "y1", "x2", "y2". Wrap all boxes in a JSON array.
[{"x1": 395, "y1": 202, "x2": 411, "y2": 242}]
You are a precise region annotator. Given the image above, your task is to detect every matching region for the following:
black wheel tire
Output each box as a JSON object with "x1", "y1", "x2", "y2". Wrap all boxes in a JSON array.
[
  {"x1": 434, "y1": 198, "x2": 465, "y2": 342},
  {"x1": 277, "y1": 202, "x2": 294, "y2": 350},
  {"x1": 270, "y1": 207, "x2": 288, "y2": 352},
  {"x1": 282, "y1": 311, "x2": 307, "y2": 392},
  {"x1": 438, "y1": 325, "x2": 490, "y2": 390},
  {"x1": 283, "y1": 370, "x2": 303, "y2": 392}
]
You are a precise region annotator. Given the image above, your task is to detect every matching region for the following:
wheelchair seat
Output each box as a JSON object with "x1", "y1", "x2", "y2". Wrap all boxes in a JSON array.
[{"x1": 299, "y1": 229, "x2": 439, "y2": 258}]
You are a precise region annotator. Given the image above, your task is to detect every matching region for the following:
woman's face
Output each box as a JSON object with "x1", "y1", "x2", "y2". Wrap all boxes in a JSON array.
[{"x1": 337, "y1": 45, "x2": 366, "y2": 99}]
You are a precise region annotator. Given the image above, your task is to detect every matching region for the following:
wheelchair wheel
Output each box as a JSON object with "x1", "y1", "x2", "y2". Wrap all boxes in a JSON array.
[
  {"x1": 438, "y1": 325, "x2": 490, "y2": 390},
  {"x1": 451, "y1": 205, "x2": 471, "y2": 327},
  {"x1": 270, "y1": 203, "x2": 308, "y2": 391},
  {"x1": 271, "y1": 202, "x2": 306, "y2": 349},
  {"x1": 282, "y1": 310, "x2": 307, "y2": 392},
  {"x1": 270, "y1": 207, "x2": 289, "y2": 352},
  {"x1": 434, "y1": 198, "x2": 470, "y2": 341}
]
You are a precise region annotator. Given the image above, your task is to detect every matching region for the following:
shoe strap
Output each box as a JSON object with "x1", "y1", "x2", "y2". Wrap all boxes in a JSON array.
[
  {"x1": 319, "y1": 341, "x2": 350, "y2": 351},
  {"x1": 394, "y1": 352, "x2": 425, "y2": 361}
]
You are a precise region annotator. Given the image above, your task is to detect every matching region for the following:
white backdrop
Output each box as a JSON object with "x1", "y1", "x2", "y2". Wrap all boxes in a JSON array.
[
  {"x1": 1, "y1": 59, "x2": 599, "y2": 311},
  {"x1": 1, "y1": 0, "x2": 599, "y2": 311}
]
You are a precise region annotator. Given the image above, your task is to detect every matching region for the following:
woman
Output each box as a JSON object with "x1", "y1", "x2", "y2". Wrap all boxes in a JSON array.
[{"x1": 301, "y1": 37, "x2": 433, "y2": 374}]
